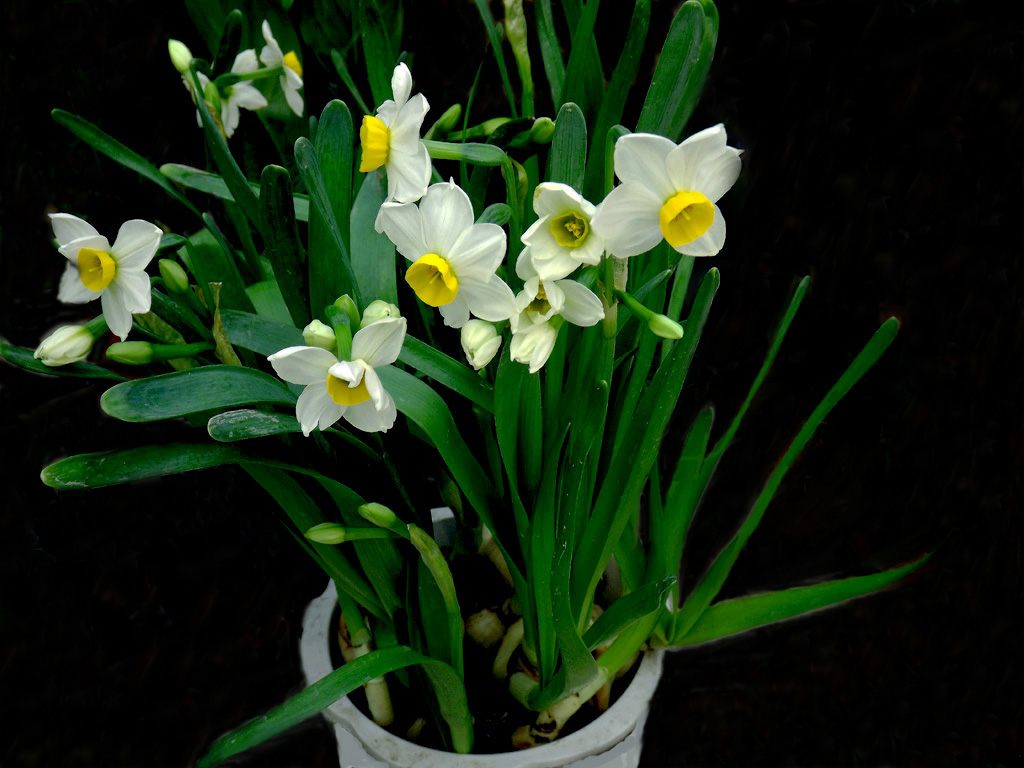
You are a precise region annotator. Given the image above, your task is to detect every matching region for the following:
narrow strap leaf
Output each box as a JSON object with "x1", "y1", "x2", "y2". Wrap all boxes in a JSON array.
[
  {"x1": 52, "y1": 110, "x2": 201, "y2": 219},
  {"x1": 673, "y1": 552, "x2": 931, "y2": 646},
  {"x1": 159, "y1": 164, "x2": 312, "y2": 222},
  {"x1": 309, "y1": 100, "x2": 354, "y2": 314},
  {"x1": 357, "y1": 0, "x2": 398, "y2": 108},
  {"x1": 398, "y1": 335, "x2": 495, "y2": 413},
  {"x1": 219, "y1": 309, "x2": 304, "y2": 357},
  {"x1": 583, "y1": 574, "x2": 676, "y2": 651},
  {"x1": 472, "y1": 0, "x2": 518, "y2": 116},
  {"x1": 207, "y1": 409, "x2": 302, "y2": 442},
  {"x1": 0, "y1": 343, "x2": 126, "y2": 381},
  {"x1": 546, "y1": 102, "x2": 587, "y2": 193},
  {"x1": 534, "y1": 0, "x2": 565, "y2": 106},
  {"x1": 636, "y1": 1, "x2": 704, "y2": 138},
  {"x1": 350, "y1": 168, "x2": 399, "y2": 305},
  {"x1": 560, "y1": 0, "x2": 605, "y2": 120},
  {"x1": 260, "y1": 165, "x2": 310, "y2": 328}
]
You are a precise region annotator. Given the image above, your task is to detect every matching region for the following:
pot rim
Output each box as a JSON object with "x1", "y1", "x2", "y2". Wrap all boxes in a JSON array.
[{"x1": 300, "y1": 580, "x2": 664, "y2": 768}]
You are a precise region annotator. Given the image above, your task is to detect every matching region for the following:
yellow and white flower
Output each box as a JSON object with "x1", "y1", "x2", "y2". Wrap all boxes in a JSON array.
[
  {"x1": 590, "y1": 125, "x2": 741, "y2": 258},
  {"x1": 359, "y1": 63, "x2": 431, "y2": 216},
  {"x1": 268, "y1": 316, "x2": 406, "y2": 435},
  {"x1": 259, "y1": 20, "x2": 304, "y2": 116},
  {"x1": 379, "y1": 180, "x2": 515, "y2": 329},
  {"x1": 50, "y1": 213, "x2": 162, "y2": 341},
  {"x1": 519, "y1": 182, "x2": 605, "y2": 281}
]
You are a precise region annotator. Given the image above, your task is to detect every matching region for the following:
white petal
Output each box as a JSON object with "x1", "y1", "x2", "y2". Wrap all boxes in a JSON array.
[
  {"x1": 460, "y1": 274, "x2": 516, "y2": 322},
  {"x1": 556, "y1": 280, "x2": 605, "y2": 327},
  {"x1": 388, "y1": 94, "x2": 429, "y2": 156},
  {"x1": 283, "y1": 78, "x2": 304, "y2": 116},
  {"x1": 514, "y1": 276, "x2": 541, "y2": 315},
  {"x1": 666, "y1": 124, "x2": 741, "y2": 202},
  {"x1": 260, "y1": 20, "x2": 283, "y2": 66},
  {"x1": 676, "y1": 203, "x2": 726, "y2": 257},
  {"x1": 515, "y1": 246, "x2": 539, "y2": 281},
  {"x1": 268, "y1": 345, "x2": 338, "y2": 385},
  {"x1": 111, "y1": 220, "x2": 162, "y2": 270},
  {"x1": 613, "y1": 133, "x2": 678, "y2": 200},
  {"x1": 375, "y1": 99, "x2": 398, "y2": 127},
  {"x1": 447, "y1": 222, "x2": 506, "y2": 276},
  {"x1": 329, "y1": 359, "x2": 366, "y2": 384},
  {"x1": 230, "y1": 82, "x2": 269, "y2": 111},
  {"x1": 572, "y1": 228, "x2": 606, "y2": 266},
  {"x1": 590, "y1": 183, "x2": 663, "y2": 258},
  {"x1": 344, "y1": 391, "x2": 397, "y2": 433},
  {"x1": 222, "y1": 100, "x2": 240, "y2": 137},
  {"x1": 541, "y1": 279, "x2": 565, "y2": 315},
  {"x1": 379, "y1": 202, "x2": 428, "y2": 261},
  {"x1": 386, "y1": 141, "x2": 431, "y2": 204},
  {"x1": 390, "y1": 63, "x2": 413, "y2": 110},
  {"x1": 351, "y1": 316, "x2": 407, "y2": 367},
  {"x1": 113, "y1": 269, "x2": 152, "y2": 314},
  {"x1": 58, "y1": 234, "x2": 110, "y2": 263},
  {"x1": 57, "y1": 263, "x2": 96, "y2": 304},
  {"x1": 50, "y1": 213, "x2": 100, "y2": 246},
  {"x1": 438, "y1": 294, "x2": 470, "y2": 328},
  {"x1": 533, "y1": 182, "x2": 589, "y2": 219},
  {"x1": 361, "y1": 365, "x2": 387, "y2": 410},
  {"x1": 231, "y1": 49, "x2": 260, "y2": 74},
  {"x1": 100, "y1": 287, "x2": 132, "y2": 340},
  {"x1": 419, "y1": 181, "x2": 473, "y2": 257},
  {"x1": 296, "y1": 381, "x2": 344, "y2": 436}
]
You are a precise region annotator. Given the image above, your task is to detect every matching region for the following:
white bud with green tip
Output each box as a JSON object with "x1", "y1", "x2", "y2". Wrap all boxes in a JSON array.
[
  {"x1": 168, "y1": 39, "x2": 193, "y2": 74},
  {"x1": 34, "y1": 322, "x2": 101, "y2": 367},
  {"x1": 334, "y1": 294, "x2": 361, "y2": 328},
  {"x1": 529, "y1": 117, "x2": 555, "y2": 145},
  {"x1": 360, "y1": 299, "x2": 401, "y2": 328},
  {"x1": 460, "y1": 319, "x2": 502, "y2": 370},
  {"x1": 158, "y1": 258, "x2": 189, "y2": 294},
  {"x1": 302, "y1": 319, "x2": 336, "y2": 351}
]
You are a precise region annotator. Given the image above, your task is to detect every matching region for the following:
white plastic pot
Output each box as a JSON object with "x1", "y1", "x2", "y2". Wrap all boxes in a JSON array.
[{"x1": 300, "y1": 581, "x2": 664, "y2": 768}]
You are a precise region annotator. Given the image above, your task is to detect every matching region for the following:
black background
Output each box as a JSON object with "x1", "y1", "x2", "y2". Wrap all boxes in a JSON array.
[{"x1": 1, "y1": 1, "x2": 1021, "y2": 767}]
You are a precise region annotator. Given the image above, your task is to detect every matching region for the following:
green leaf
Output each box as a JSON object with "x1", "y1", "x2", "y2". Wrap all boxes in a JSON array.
[
  {"x1": 196, "y1": 646, "x2": 472, "y2": 766},
  {"x1": 245, "y1": 280, "x2": 295, "y2": 327},
  {"x1": 546, "y1": 102, "x2": 587, "y2": 193},
  {"x1": 309, "y1": 100, "x2": 355, "y2": 314},
  {"x1": 41, "y1": 442, "x2": 246, "y2": 489},
  {"x1": 0, "y1": 343, "x2": 126, "y2": 381},
  {"x1": 350, "y1": 168, "x2": 398, "y2": 306},
  {"x1": 472, "y1": 0, "x2": 518, "y2": 116},
  {"x1": 200, "y1": 215, "x2": 256, "y2": 313},
  {"x1": 329, "y1": 48, "x2": 372, "y2": 116},
  {"x1": 673, "y1": 553, "x2": 931, "y2": 646},
  {"x1": 398, "y1": 335, "x2": 494, "y2": 413},
  {"x1": 219, "y1": 309, "x2": 304, "y2": 357},
  {"x1": 52, "y1": 110, "x2": 201, "y2": 219},
  {"x1": 100, "y1": 366, "x2": 296, "y2": 422},
  {"x1": 160, "y1": 164, "x2": 312, "y2": 222},
  {"x1": 584, "y1": 574, "x2": 676, "y2": 651},
  {"x1": 207, "y1": 409, "x2": 302, "y2": 441},
  {"x1": 560, "y1": 0, "x2": 604, "y2": 120},
  {"x1": 358, "y1": 0, "x2": 398, "y2": 108},
  {"x1": 674, "y1": 318, "x2": 902, "y2": 638},
  {"x1": 534, "y1": 0, "x2": 565, "y2": 107},
  {"x1": 260, "y1": 164, "x2": 310, "y2": 327},
  {"x1": 477, "y1": 203, "x2": 511, "y2": 226}
]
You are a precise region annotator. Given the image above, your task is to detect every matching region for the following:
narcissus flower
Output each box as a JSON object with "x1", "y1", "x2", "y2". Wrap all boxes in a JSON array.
[
  {"x1": 219, "y1": 50, "x2": 269, "y2": 137},
  {"x1": 50, "y1": 213, "x2": 162, "y2": 340},
  {"x1": 259, "y1": 20, "x2": 304, "y2": 116},
  {"x1": 379, "y1": 180, "x2": 515, "y2": 329},
  {"x1": 520, "y1": 182, "x2": 605, "y2": 281},
  {"x1": 359, "y1": 63, "x2": 431, "y2": 214},
  {"x1": 268, "y1": 317, "x2": 406, "y2": 435},
  {"x1": 590, "y1": 125, "x2": 741, "y2": 258}
]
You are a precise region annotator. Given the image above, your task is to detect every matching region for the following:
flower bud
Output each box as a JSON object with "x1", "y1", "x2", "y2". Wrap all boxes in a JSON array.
[
  {"x1": 34, "y1": 325, "x2": 95, "y2": 367},
  {"x1": 305, "y1": 522, "x2": 347, "y2": 544},
  {"x1": 360, "y1": 299, "x2": 401, "y2": 328},
  {"x1": 158, "y1": 259, "x2": 190, "y2": 294},
  {"x1": 202, "y1": 80, "x2": 222, "y2": 112},
  {"x1": 106, "y1": 341, "x2": 154, "y2": 365},
  {"x1": 647, "y1": 314, "x2": 684, "y2": 340},
  {"x1": 168, "y1": 39, "x2": 194, "y2": 74},
  {"x1": 333, "y1": 294, "x2": 362, "y2": 329},
  {"x1": 425, "y1": 103, "x2": 462, "y2": 140},
  {"x1": 302, "y1": 319, "x2": 336, "y2": 350},
  {"x1": 461, "y1": 320, "x2": 502, "y2": 370},
  {"x1": 529, "y1": 117, "x2": 556, "y2": 145},
  {"x1": 358, "y1": 502, "x2": 402, "y2": 533}
]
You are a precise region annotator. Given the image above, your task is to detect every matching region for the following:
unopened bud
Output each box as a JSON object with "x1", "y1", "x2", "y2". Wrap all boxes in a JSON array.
[
  {"x1": 107, "y1": 341, "x2": 154, "y2": 365},
  {"x1": 529, "y1": 117, "x2": 555, "y2": 145},
  {"x1": 305, "y1": 522, "x2": 347, "y2": 544},
  {"x1": 358, "y1": 502, "x2": 402, "y2": 533},
  {"x1": 461, "y1": 319, "x2": 501, "y2": 370},
  {"x1": 360, "y1": 299, "x2": 401, "y2": 328},
  {"x1": 648, "y1": 314, "x2": 684, "y2": 340},
  {"x1": 168, "y1": 39, "x2": 194, "y2": 74},
  {"x1": 425, "y1": 103, "x2": 462, "y2": 140},
  {"x1": 158, "y1": 258, "x2": 190, "y2": 294},
  {"x1": 333, "y1": 295, "x2": 361, "y2": 328},
  {"x1": 34, "y1": 325, "x2": 96, "y2": 367},
  {"x1": 302, "y1": 319, "x2": 336, "y2": 350},
  {"x1": 203, "y1": 80, "x2": 222, "y2": 112}
]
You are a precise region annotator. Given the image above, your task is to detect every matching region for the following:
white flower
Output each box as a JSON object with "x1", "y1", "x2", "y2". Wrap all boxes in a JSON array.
[
  {"x1": 50, "y1": 213, "x2": 162, "y2": 341},
  {"x1": 590, "y1": 125, "x2": 741, "y2": 258},
  {"x1": 183, "y1": 70, "x2": 223, "y2": 135},
  {"x1": 268, "y1": 317, "x2": 406, "y2": 435},
  {"x1": 519, "y1": 182, "x2": 605, "y2": 281},
  {"x1": 359, "y1": 63, "x2": 431, "y2": 220},
  {"x1": 34, "y1": 324, "x2": 95, "y2": 367},
  {"x1": 220, "y1": 50, "x2": 269, "y2": 137},
  {"x1": 259, "y1": 20, "x2": 304, "y2": 116},
  {"x1": 461, "y1": 320, "x2": 502, "y2": 370},
  {"x1": 379, "y1": 180, "x2": 515, "y2": 329}
]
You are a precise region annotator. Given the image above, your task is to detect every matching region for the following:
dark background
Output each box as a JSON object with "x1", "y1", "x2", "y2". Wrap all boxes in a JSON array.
[{"x1": 1, "y1": 1, "x2": 1021, "y2": 767}]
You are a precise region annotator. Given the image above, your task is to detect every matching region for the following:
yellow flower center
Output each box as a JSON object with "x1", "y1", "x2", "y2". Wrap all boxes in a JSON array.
[
  {"x1": 77, "y1": 248, "x2": 117, "y2": 292},
  {"x1": 549, "y1": 211, "x2": 589, "y2": 248},
  {"x1": 283, "y1": 51, "x2": 303, "y2": 78},
  {"x1": 326, "y1": 372, "x2": 370, "y2": 406},
  {"x1": 406, "y1": 253, "x2": 459, "y2": 307},
  {"x1": 659, "y1": 191, "x2": 715, "y2": 248},
  {"x1": 359, "y1": 115, "x2": 391, "y2": 172},
  {"x1": 528, "y1": 285, "x2": 550, "y2": 315}
]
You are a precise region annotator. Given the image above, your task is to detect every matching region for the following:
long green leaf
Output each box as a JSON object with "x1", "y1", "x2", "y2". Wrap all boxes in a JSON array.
[
  {"x1": 350, "y1": 168, "x2": 398, "y2": 306},
  {"x1": 219, "y1": 309, "x2": 304, "y2": 357},
  {"x1": 583, "y1": 575, "x2": 676, "y2": 651},
  {"x1": 100, "y1": 366, "x2": 296, "y2": 422},
  {"x1": 534, "y1": 0, "x2": 565, "y2": 106},
  {"x1": 398, "y1": 336, "x2": 494, "y2": 413},
  {"x1": 329, "y1": 48, "x2": 372, "y2": 116},
  {"x1": 472, "y1": 0, "x2": 518, "y2": 116},
  {"x1": 674, "y1": 318, "x2": 902, "y2": 638},
  {"x1": 159, "y1": 164, "x2": 312, "y2": 222},
  {"x1": 52, "y1": 110, "x2": 201, "y2": 218},
  {"x1": 636, "y1": 1, "x2": 704, "y2": 136},
  {"x1": 207, "y1": 409, "x2": 302, "y2": 441},
  {"x1": 196, "y1": 647, "x2": 472, "y2": 766},
  {"x1": 358, "y1": 0, "x2": 397, "y2": 108},
  {"x1": 673, "y1": 553, "x2": 930, "y2": 646},
  {"x1": 546, "y1": 102, "x2": 587, "y2": 192},
  {"x1": 260, "y1": 165, "x2": 310, "y2": 327},
  {"x1": 309, "y1": 100, "x2": 354, "y2": 314},
  {"x1": 0, "y1": 343, "x2": 126, "y2": 381},
  {"x1": 560, "y1": 0, "x2": 604, "y2": 120}
]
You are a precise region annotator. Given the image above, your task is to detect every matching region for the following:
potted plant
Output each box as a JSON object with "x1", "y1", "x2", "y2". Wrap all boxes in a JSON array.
[{"x1": 1, "y1": 2, "x2": 929, "y2": 766}]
